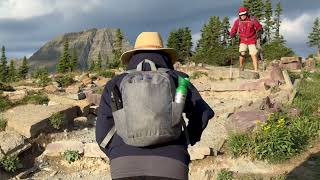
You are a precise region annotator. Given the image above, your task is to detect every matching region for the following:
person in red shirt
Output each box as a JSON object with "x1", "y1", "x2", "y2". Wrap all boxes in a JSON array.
[{"x1": 230, "y1": 7, "x2": 263, "y2": 72}]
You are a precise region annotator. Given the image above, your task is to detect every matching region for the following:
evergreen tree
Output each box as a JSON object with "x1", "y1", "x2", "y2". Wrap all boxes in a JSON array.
[
  {"x1": 167, "y1": 27, "x2": 192, "y2": 63},
  {"x1": 110, "y1": 29, "x2": 123, "y2": 68},
  {"x1": 70, "y1": 50, "x2": 78, "y2": 72},
  {"x1": 243, "y1": 0, "x2": 264, "y2": 20},
  {"x1": 308, "y1": 17, "x2": 320, "y2": 56},
  {"x1": 264, "y1": 0, "x2": 273, "y2": 43},
  {"x1": 89, "y1": 60, "x2": 95, "y2": 72},
  {"x1": 181, "y1": 27, "x2": 193, "y2": 62},
  {"x1": 0, "y1": 46, "x2": 8, "y2": 82},
  {"x1": 194, "y1": 16, "x2": 226, "y2": 65},
  {"x1": 8, "y1": 60, "x2": 16, "y2": 82},
  {"x1": 221, "y1": 17, "x2": 231, "y2": 47},
  {"x1": 95, "y1": 53, "x2": 102, "y2": 71},
  {"x1": 274, "y1": 1, "x2": 283, "y2": 43},
  {"x1": 18, "y1": 56, "x2": 29, "y2": 79},
  {"x1": 57, "y1": 40, "x2": 71, "y2": 73}
]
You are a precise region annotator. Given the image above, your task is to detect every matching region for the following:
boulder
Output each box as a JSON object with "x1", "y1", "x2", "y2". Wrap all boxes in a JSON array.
[
  {"x1": 86, "y1": 93, "x2": 101, "y2": 105},
  {"x1": 93, "y1": 77, "x2": 109, "y2": 87},
  {"x1": 287, "y1": 108, "x2": 301, "y2": 117},
  {"x1": 280, "y1": 57, "x2": 302, "y2": 71},
  {"x1": 43, "y1": 141, "x2": 84, "y2": 157},
  {"x1": 3, "y1": 104, "x2": 80, "y2": 138},
  {"x1": 89, "y1": 106, "x2": 99, "y2": 115},
  {"x1": 74, "y1": 116, "x2": 88, "y2": 125},
  {"x1": 82, "y1": 77, "x2": 93, "y2": 86},
  {"x1": 0, "y1": 131, "x2": 31, "y2": 159},
  {"x1": 188, "y1": 146, "x2": 211, "y2": 161},
  {"x1": 239, "y1": 71, "x2": 260, "y2": 79},
  {"x1": 45, "y1": 85, "x2": 59, "y2": 94},
  {"x1": 65, "y1": 84, "x2": 81, "y2": 94},
  {"x1": 304, "y1": 58, "x2": 316, "y2": 71},
  {"x1": 2, "y1": 90, "x2": 27, "y2": 102},
  {"x1": 269, "y1": 63, "x2": 284, "y2": 82},
  {"x1": 282, "y1": 70, "x2": 294, "y2": 89},
  {"x1": 84, "y1": 143, "x2": 107, "y2": 158},
  {"x1": 225, "y1": 111, "x2": 267, "y2": 134},
  {"x1": 67, "y1": 92, "x2": 86, "y2": 100}
]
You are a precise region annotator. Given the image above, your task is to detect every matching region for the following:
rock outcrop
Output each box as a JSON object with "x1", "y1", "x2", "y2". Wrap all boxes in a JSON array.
[{"x1": 29, "y1": 28, "x2": 132, "y2": 71}]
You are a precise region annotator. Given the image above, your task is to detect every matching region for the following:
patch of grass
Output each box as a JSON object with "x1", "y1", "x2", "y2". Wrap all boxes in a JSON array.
[
  {"x1": 190, "y1": 71, "x2": 208, "y2": 79},
  {"x1": 0, "y1": 155, "x2": 19, "y2": 173},
  {"x1": 63, "y1": 150, "x2": 80, "y2": 164},
  {"x1": 270, "y1": 86, "x2": 281, "y2": 94},
  {"x1": 0, "y1": 116, "x2": 7, "y2": 131},
  {"x1": 49, "y1": 112, "x2": 64, "y2": 129},
  {"x1": 0, "y1": 95, "x2": 13, "y2": 112},
  {"x1": 217, "y1": 169, "x2": 233, "y2": 180},
  {"x1": 228, "y1": 112, "x2": 320, "y2": 163},
  {"x1": 228, "y1": 133, "x2": 252, "y2": 157},
  {"x1": 20, "y1": 91, "x2": 49, "y2": 105},
  {"x1": 55, "y1": 74, "x2": 74, "y2": 87},
  {"x1": 97, "y1": 70, "x2": 115, "y2": 78}
]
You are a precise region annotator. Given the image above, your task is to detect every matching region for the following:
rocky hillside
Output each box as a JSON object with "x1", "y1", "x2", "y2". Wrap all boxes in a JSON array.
[{"x1": 29, "y1": 28, "x2": 132, "y2": 72}]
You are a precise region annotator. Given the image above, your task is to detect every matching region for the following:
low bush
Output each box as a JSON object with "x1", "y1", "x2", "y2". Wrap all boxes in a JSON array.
[
  {"x1": 32, "y1": 68, "x2": 51, "y2": 87},
  {"x1": 49, "y1": 112, "x2": 64, "y2": 129},
  {"x1": 0, "y1": 116, "x2": 7, "y2": 131},
  {"x1": 217, "y1": 169, "x2": 233, "y2": 180},
  {"x1": 0, "y1": 83, "x2": 15, "y2": 92},
  {"x1": 20, "y1": 91, "x2": 49, "y2": 105},
  {"x1": 0, "y1": 155, "x2": 19, "y2": 173},
  {"x1": 190, "y1": 71, "x2": 208, "y2": 79},
  {"x1": 63, "y1": 150, "x2": 80, "y2": 164},
  {"x1": 0, "y1": 96, "x2": 12, "y2": 112},
  {"x1": 97, "y1": 70, "x2": 115, "y2": 78},
  {"x1": 55, "y1": 74, "x2": 74, "y2": 87}
]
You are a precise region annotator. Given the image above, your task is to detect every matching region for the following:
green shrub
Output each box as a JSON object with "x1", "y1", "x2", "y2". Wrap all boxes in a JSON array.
[
  {"x1": 20, "y1": 91, "x2": 49, "y2": 105},
  {"x1": 190, "y1": 71, "x2": 208, "y2": 79},
  {"x1": 0, "y1": 96, "x2": 12, "y2": 112},
  {"x1": 49, "y1": 112, "x2": 64, "y2": 129},
  {"x1": 217, "y1": 169, "x2": 233, "y2": 180},
  {"x1": 252, "y1": 114, "x2": 303, "y2": 163},
  {"x1": 263, "y1": 41, "x2": 294, "y2": 61},
  {"x1": 293, "y1": 72, "x2": 320, "y2": 116},
  {"x1": 63, "y1": 150, "x2": 80, "y2": 164},
  {"x1": 0, "y1": 116, "x2": 7, "y2": 131},
  {"x1": 32, "y1": 68, "x2": 51, "y2": 87},
  {"x1": 98, "y1": 70, "x2": 115, "y2": 78},
  {"x1": 55, "y1": 74, "x2": 74, "y2": 87},
  {"x1": 0, "y1": 82, "x2": 15, "y2": 92},
  {"x1": 228, "y1": 133, "x2": 252, "y2": 157},
  {"x1": 0, "y1": 155, "x2": 19, "y2": 173}
]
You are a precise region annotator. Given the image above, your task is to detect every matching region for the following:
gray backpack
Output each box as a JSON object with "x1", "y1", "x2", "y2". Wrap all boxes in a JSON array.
[{"x1": 100, "y1": 60, "x2": 189, "y2": 147}]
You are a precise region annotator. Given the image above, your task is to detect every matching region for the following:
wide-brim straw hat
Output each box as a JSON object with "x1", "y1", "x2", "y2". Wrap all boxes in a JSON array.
[{"x1": 120, "y1": 32, "x2": 178, "y2": 65}]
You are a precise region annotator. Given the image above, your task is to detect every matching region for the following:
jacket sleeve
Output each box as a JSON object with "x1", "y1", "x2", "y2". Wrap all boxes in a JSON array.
[
  {"x1": 184, "y1": 83, "x2": 214, "y2": 146},
  {"x1": 230, "y1": 19, "x2": 239, "y2": 38},
  {"x1": 253, "y1": 17, "x2": 263, "y2": 32},
  {"x1": 95, "y1": 80, "x2": 115, "y2": 153}
]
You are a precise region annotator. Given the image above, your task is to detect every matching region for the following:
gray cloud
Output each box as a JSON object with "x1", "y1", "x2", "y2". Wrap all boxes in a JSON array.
[{"x1": 0, "y1": 0, "x2": 319, "y2": 59}]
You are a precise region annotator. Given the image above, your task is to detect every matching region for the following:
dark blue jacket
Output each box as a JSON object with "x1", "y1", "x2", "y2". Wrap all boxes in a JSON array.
[{"x1": 96, "y1": 51, "x2": 214, "y2": 165}]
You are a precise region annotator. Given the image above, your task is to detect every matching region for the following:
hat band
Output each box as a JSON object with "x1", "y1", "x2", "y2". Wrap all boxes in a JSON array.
[
  {"x1": 239, "y1": 12, "x2": 247, "y2": 15},
  {"x1": 135, "y1": 45, "x2": 163, "y2": 49}
]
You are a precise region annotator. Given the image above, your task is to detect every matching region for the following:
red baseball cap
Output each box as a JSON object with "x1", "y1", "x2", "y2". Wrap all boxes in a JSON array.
[{"x1": 239, "y1": 7, "x2": 248, "y2": 16}]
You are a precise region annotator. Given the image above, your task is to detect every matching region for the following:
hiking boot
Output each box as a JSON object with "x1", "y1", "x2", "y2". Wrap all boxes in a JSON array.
[{"x1": 239, "y1": 66, "x2": 244, "y2": 71}]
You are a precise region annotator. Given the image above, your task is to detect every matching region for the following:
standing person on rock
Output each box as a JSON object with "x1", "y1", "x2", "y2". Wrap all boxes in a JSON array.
[
  {"x1": 230, "y1": 7, "x2": 263, "y2": 72},
  {"x1": 96, "y1": 32, "x2": 214, "y2": 180}
]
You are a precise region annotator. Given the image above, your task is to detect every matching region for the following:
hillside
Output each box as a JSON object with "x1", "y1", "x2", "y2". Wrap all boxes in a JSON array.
[{"x1": 28, "y1": 28, "x2": 132, "y2": 72}]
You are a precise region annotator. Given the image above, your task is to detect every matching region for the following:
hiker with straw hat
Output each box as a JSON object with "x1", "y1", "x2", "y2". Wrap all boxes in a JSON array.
[{"x1": 96, "y1": 32, "x2": 214, "y2": 180}]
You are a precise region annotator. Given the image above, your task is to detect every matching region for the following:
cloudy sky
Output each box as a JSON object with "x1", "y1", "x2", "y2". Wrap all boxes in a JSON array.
[{"x1": 0, "y1": 0, "x2": 319, "y2": 59}]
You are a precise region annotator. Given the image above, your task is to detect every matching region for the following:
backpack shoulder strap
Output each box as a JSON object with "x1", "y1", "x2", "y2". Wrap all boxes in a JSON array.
[{"x1": 137, "y1": 59, "x2": 157, "y2": 71}]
